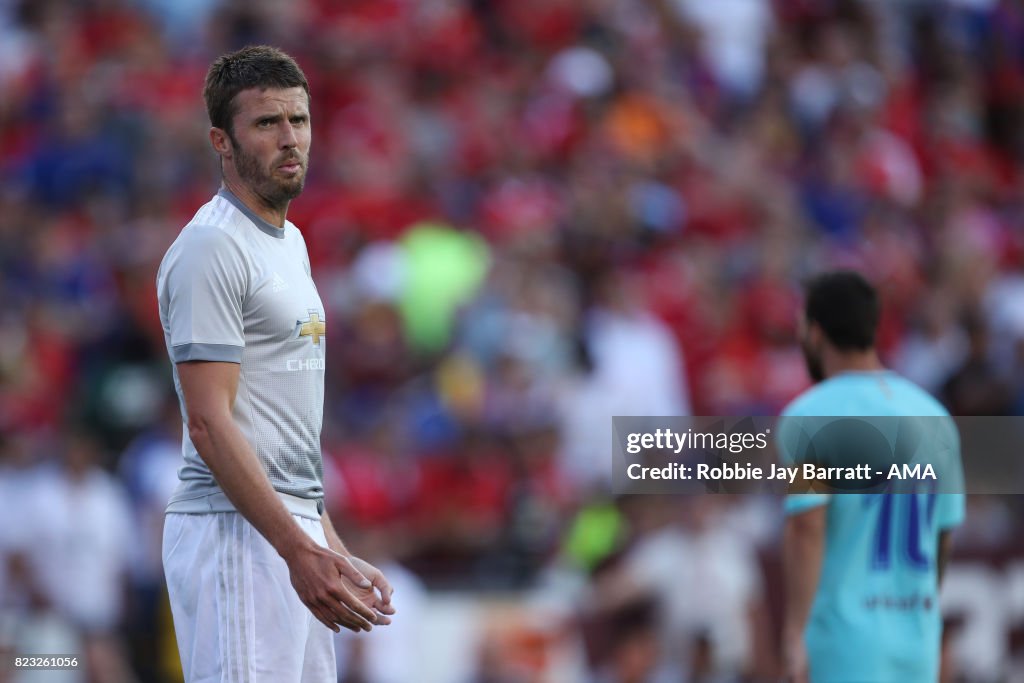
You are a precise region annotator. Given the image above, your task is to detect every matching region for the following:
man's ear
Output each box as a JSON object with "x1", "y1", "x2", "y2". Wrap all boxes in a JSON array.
[
  {"x1": 209, "y1": 127, "x2": 232, "y2": 159},
  {"x1": 805, "y1": 320, "x2": 824, "y2": 348}
]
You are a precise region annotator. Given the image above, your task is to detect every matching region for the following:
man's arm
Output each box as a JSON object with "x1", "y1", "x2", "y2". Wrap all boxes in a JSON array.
[
  {"x1": 937, "y1": 529, "x2": 953, "y2": 587},
  {"x1": 321, "y1": 514, "x2": 395, "y2": 623},
  {"x1": 177, "y1": 360, "x2": 378, "y2": 633},
  {"x1": 782, "y1": 504, "x2": 827, "y2": 683}
]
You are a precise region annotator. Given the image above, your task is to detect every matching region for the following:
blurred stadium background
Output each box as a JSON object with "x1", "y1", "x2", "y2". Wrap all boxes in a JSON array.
[{"x1": 1, "y1": 0, "x2": 1024, "y2": 681}]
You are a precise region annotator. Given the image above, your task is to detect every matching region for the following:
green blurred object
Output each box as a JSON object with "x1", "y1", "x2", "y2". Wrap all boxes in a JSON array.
[
  {"x1": 562, "y1": 502, "x2": 625, "y2": 572},
  {"x1": 398, "y1": 222, "x2": 490, "y2": 353}
]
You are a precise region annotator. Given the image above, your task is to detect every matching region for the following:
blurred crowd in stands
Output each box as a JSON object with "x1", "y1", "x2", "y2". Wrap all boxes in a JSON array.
[{"x1": 2, "y1": 0, "x2": 1024, "y2": 681}]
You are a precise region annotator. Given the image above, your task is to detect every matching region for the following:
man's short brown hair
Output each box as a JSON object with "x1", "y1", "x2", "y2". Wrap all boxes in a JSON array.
[{"x1": 203, "y1": 45, "x2": 310, "y2": 138}]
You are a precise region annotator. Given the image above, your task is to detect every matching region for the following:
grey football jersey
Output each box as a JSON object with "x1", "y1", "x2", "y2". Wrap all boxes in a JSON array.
[{"x1": 158, "y1": 188, "x2": 326, "y2": 512}]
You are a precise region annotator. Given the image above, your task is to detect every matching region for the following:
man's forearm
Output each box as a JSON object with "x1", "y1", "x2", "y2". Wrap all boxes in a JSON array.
[
  {"x1": 783, "y1": 509, "x2": 826, "y2": 639},
  {"x1": 321, "y1": 511, "x2": 352, "y2": 556},
  {"x1": 937, "y1": 530, "x2": 952, "y2": 587},
  {"x1": 189, "y1": 413, "x2": 312, "y2": 559}
]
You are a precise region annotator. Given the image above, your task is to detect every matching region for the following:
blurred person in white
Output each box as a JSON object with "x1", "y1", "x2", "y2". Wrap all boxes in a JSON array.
[
  {"x1": 116, "y1": 394, "x2": 183, "y2": 680},
  {"x1": 157, "y1": 46, "x2": 393, "y2": 683},
  {"x1": 668, "y1": 0, "x2": 775, "y2": 99},
  {"x1": 558, "y1": 271, "x2": 690, "y2": 490},
  {"x1": 333, "y1": 529, "x2": 428, "y2": 683},
  {"x1": 119, "y1": 395, "x2": 183, "y2": 585},
  {"x1": 0, "y1": 435, "x2": 47, "y2": 679},
  {"x1": 458, "y1": 255, "x2": 580, "y2": 380},
  {"x1": 17, "y1": 430, "x2": 137, "y2": 683},
  {"x1": 891, "y1": 291, "x2": 968, "y2": 396},
  {"x1": 595, "y1": 496, "x2": 769, "y2": 681}
]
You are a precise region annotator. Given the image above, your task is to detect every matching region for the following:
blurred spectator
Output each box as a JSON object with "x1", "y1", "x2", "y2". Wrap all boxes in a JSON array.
[
  {"x1": 940, "y1": 313, "x2": 1014, "y2": 415},
  {"x1": 116, "y1": 395, "x2": 182, "y2": 681},
  {"x1": 558, "y1": 271, "x2": 691, "y2": 488},
  {"x1": 12, "y1": 431, "x2": 137, "y2": 683},
  {"x1": 333, "y1": 529, "x2": 430, "y2": 683},
  {"x1": 589, "y1": 598, "x2": 674, "y2": 683},
  {"x1": 669, "y1": 0, "x2": 775, "y2": 99},
  {"x1": 591, "y1": 497, "x2": 769, "y2": 680},
  {"x1": 892, "y1": 290, "x2": 969, "y2": 395},
  {"x1": 0, "y1": 435, "x2": 46, "y2": 673},
  {"x1": 398, "y1": 222, "x2": 491, "y2": 354}
]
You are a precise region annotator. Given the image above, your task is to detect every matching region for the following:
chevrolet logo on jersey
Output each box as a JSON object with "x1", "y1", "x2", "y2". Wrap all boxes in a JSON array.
[{"x1": 296, "y1": 311, "x2": 326, "y2": 345}]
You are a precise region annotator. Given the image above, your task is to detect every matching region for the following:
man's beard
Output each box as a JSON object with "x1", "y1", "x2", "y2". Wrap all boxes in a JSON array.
[
  {"x1": 801, "y1": 339, "x2": 825, "y2": 383},
  {"x1": 232, "y1": 137, "x2": 306, "y2": 209}
]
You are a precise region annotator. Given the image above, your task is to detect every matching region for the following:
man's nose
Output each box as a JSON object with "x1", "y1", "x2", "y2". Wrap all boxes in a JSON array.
[{"x1": 279, "y1": 121, "x2": 298, "y2": 149}]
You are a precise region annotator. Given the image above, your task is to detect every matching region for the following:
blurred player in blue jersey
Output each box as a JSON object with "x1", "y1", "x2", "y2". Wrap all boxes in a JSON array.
[{"x1": 779, "y1": 271, "x2": 964, "y2": 683}]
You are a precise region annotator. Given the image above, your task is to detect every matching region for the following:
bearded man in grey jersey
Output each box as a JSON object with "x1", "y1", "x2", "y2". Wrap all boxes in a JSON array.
[{"x1": 157, "y1": 45, "x2": 393, "y2": 683}]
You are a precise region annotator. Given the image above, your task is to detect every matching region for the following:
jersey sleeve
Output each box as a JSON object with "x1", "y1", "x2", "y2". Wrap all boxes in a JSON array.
[
  {"x1": 776, "y1": 410, "x2": 816, "y2": 467},
  {"x1": 784, "y1": 493, "x2": 831, "y2": 515},
  {"x1": 161, "y1": 226, "x2": 248, "y2": 363},
  {"x1": 934, "y1": 417, "x2": 965, "y2": 530},
  {"x1": 778, "y1": 409, "x2": 832, "y2": 515},
  {"x1": 934, "y1": 494, "x2": 965, "y2": 530}
]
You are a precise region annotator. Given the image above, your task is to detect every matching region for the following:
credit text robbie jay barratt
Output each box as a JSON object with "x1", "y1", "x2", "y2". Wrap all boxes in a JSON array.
[{"x1": 626, "y1": 462, "x2": 937, "y2": 482}]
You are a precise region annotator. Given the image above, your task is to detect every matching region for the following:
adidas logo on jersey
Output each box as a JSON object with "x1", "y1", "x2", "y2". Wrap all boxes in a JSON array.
[{"x1": 272, "y1": 272, "x2": 289, "y2": 292}]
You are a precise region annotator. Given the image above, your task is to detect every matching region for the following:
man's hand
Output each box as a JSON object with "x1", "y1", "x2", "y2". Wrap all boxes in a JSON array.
[
  {"x1": 284, "y1": 540, "x2": 381, "y2": 634},
  {"x1": 347, "y1": 556, "x2": 395, "y2": 623},
  {"x1": 178, "y1": 361, "x2": 374, "y2": 631},
  {"x1": 318, "y1": 513, "x2": 395, "y2": 626}
]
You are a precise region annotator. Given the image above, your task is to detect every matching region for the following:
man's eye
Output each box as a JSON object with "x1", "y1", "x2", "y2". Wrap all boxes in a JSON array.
[{"x1": 258, "y1": 119, "x2": 273, "y2": 128}]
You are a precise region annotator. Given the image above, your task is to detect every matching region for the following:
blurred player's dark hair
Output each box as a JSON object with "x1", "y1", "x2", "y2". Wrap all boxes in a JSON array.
[
  {"x1": 804, "y1": 271, "x2": 879, "y2": 350},
  {"x1": 203, "y1": 45, "x2": 309, "y2": 139}
]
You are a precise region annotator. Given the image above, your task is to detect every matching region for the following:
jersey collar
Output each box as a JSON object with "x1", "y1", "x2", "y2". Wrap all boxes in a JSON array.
[{"x1": 218, "y1": 187, "x2": 286, "y2": 239}]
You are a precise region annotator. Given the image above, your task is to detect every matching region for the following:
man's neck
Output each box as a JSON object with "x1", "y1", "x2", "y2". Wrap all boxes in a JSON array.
[
  {"x1": 823, "y1": 349, "x2": 885, "y2": 378},
  {"x1": 222, "y1": 178, "x2": 288, "y2": 229}
]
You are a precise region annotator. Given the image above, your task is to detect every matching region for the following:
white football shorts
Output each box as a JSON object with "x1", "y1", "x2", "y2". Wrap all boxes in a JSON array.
[{"x1": 163, "y1": 508, "x2": 335, "y2": 683}]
